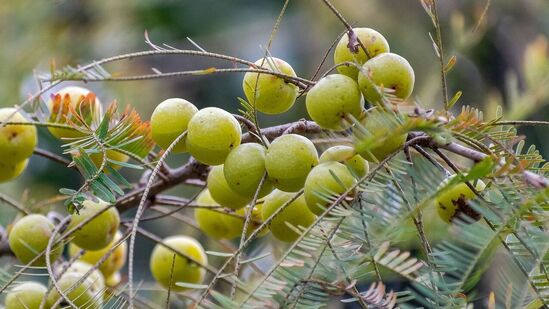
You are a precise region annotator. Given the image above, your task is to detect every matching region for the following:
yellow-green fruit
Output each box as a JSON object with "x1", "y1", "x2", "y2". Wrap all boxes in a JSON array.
[
  {"x1": 68, "y1": 231, "x2": 127, "y2": 279},
  {"x1": 64, "y1": 261, "x2": 105, "y2": 293},
  {"x1": 194, "y1": 189, "x2": 238, "y2": 239},
  {"x1": 334, "y1": 28, "x2": 390, "y2": 79},
  {"x1": 226, "y1": 204, "x2": 269, "y2": 239},
  {"x1": 320, "y1": 146, "x2": 369, "y2": 177},
  {"x1": 0, "y1": 159, "x2": 28, "y2": 183},
  {"x1": 89, "y1": 149, "x2": 130, "y2": 171},
  {"x1": 0, "y1": 108, "x2": 37, "y2": 164},
  {"x1": 46, "y1": 272, "x2": 103, "y2": 309},
  {"x1": 207, "y1": 165, "x2": 251, "y2": 210},
  {"x1": 304, "y1": 161, "x2": 357, "y2": 215},
  {"x1": 262, "y1": 190, "x2": 316, "y2": 242},
  {"x1": 47, "y1": 86, "x2": 102, "y2": 139},
  {"x1": 436, "y1": 176, "x2": 486, "y2": 223},
  {"x1": 243, "y1": 57, "x2": 299, "y2": 114},
  {"x1": 186, "y1": 107, "x2": 242, "y2": 165},
  {"x1": 105, "y1": 272, "x2": 122, "y2": 287},
  {"x1": 68, "y1": 199, "x2": 120, "y2": 251},
  {"x1": 224, "y1": 143, "x2": 273, "y2": 198},
  {"x1": 357, "y1": 53, "x2": 415, "y2": 103},
  {"x1": 265, "y1": 134, "x2": 319, "y2": 192},
  {"x1": 8, "y1": 214, "x2": 61, "y2": 266},
  {"x1": 306, "y1": 74, "x2": 364, "y2": 131},
  {"x1": 4, "y1": 282, "x2": 49, "y2": 309},
  {"x1": 151, "y1": 98, "x2": 198, "y2": 153},
  {"x1": 354, "y1": 110, "x2": 407, "y2": 162},
  {"x1": 149, "y1": 235, "x2": 207, "y2": 291}
]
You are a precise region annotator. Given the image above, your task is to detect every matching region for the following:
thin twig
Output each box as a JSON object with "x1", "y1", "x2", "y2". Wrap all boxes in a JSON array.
[
  {"x1": 127, "y1": 130, "x2": 188, "y2": 308},
  {"x1": 0, "y1": 193, "x2": 29, "y2": 215},
  {"x1": 34, "y1": 148, "x2": 72, "y2": 167},
  {"x1": 230, "y1": 173, "x2": 268, "y2": 298},
  {"x1": 431, "y1": 0, "x2": 449, "y2": 109}
]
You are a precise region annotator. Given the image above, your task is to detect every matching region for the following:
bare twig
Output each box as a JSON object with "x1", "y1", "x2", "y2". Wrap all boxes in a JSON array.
[
  {"x1": 34, "y1": 148, "x2": 72, "y2": 167},
  {"x1": 230, "y1": 173, "x2": 267, "y2": 298},
  {"x1": 430, "y1": 0, "x2": 449, "y2": 109},
  {"x1": 0, "y1": 193, "x2": 29, "y2": 215}
]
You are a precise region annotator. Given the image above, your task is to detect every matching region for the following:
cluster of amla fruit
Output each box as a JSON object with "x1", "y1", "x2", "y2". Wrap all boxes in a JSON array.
[
  {"x1": 6, "y1": 199, "x2": 125, "y2": 308},
  {"x1": 147, "y1": 27, "x2": 415, "y2": 248}
]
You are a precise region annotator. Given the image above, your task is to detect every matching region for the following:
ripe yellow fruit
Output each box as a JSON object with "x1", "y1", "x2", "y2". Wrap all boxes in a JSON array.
[
  {"x1": 0, "y1": 159, "x2": 28, "y2": 183},
  {"x1": 306, "y1": 74, "x2": 364, "y2": 131},
  {"x1": 46, "y1": 271, "x2": 103, "y2": 309},
  {"x1": 8, "y1": 214, "x2": 62, "y2": 266},
  {"x1": 357, "y1": 53, "x2": 415, "y2": 104},
  {"x1": 320, "y1": 145, "x2": 369, "y2": 177},
  {"x1": 4, "y1": 282, "x2": 50, "y2": 309},
  {"x1": 68, "y1": 199, "x2": 120, "y2": 251},
  {"x1": 304, "y1": 161, "x2": 357, "y2": 216},
  {"x1": 186, "y1": 107, "x2": 242, "y2": 165},
  {"x1": 47, "y1": 86, "x2": 102, "y2": 139},
  {"x1": 207, "y1": 165, "x2": 251, "y2": 210},
  {"x1": 0, "y1": 108, "x2": 37, "y2": 164},
  {"x1": 435, "y1": 176, "x2": 486, "y2": 223},
  {"x1": 224, "y1": 143, "x2": 273, "y2": 199},
  {"x1": 334, "y1": 28, "x2": 390, "y2": 79},
  {"x1": 150, "y1": 236, "x2": 207, "y2": 291},
  {"x1": 151, "y1": 98, "x2": 198, "y2": 153},
  {"x1": 262, "y1": 190, "x2": 316, "y2": 242},
  {"x1": 68, "y1": 231, "x2": 127, "y2": 279},
  {"x1": 243, "y1": 57, "x2": 299, "y2": 114},
  {"x1": 265, "y1": 134, "x2": 319, "y2": 192},
  {"x1": 194, "y1": 189, "x2": 239, "y2": 239}
]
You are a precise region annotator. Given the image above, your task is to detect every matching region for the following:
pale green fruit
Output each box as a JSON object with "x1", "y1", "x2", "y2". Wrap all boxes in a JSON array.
[
  {"x1": 47, "y1": 86, "x2": 102, "y2": 139},
  {"x1": 5, "y1": 282, "x2": 49, "y2": 309},
  {"x1": 357, "y1": 53, "x2": 415, "y2": 104},
  {"x1": 306, "y1": 74, "x2": 364, "y2": 131},
  {"x1": 0, "y1": 159, "x2": 28, "y2": 183},
  {"x1": 224, "y1": 143, "x2": 273, "y2": 198},
  {"x1": 89, "y1": 149, "x2": 130, "y2": 171},
  {"x1": 186, "y1": 107, "x2": 242, "y2": 165},
  {"x1": 262, "y1": 190, "x2": 316, "y2": 242},
  {"x1": 150, "y1": 235, "x2": 207, "y2": 291},
  {"x1": 320, "y1": 145, "x2": 369, "y2": 177},
  {"x1": 435, "y1": 176, "x2": 486, "y2": 223},
  {"x1": 68, "y1": 231, "x2": 127, "y2": 279},
  {"x1": 304, "y1": 161, "x2": 357, "y2": 216},
  {"x1": 226, "y1": 203, "x2": 269, "y2": 239},
  {"x1": 265, "y1": 134, "x2": 319, "y2": 192},
  {"x1": 243, "y1": 57, "x2": 299, "y2": 114},
  {"x1": 354, "y1": 109, "x2": 407, "y2": 162},
  {"x1": 151, "y1": 98, "x2": 198, "y2": 153},
  {"x1": 334, "y1": 28, "x2": 390, "y2": 79},
  {"x1": 46, "y1": 272, "x2": 103, "y2": 309},
  {"x1": 0, "y1": 108, "x2": 37, "y2": 164},
  {"x1": 8, "y1": 214, "x2": 62, "y2": 266},
  {"x1": 207, "y1": 165, "x2": 251, "y2": 210},
  {"x1": 68, "y1": 199, "x2": 120, "y2": 251},
  {"x1": 194, "y1": 189, "x2": 238, "y2": 239},
  {"x1": 64, "y1": 261, "x2": 105, "y2": 293}
]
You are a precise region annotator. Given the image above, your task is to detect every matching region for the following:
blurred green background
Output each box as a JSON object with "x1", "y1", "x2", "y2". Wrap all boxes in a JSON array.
[{"x1": 0, "y1": 0, "x2": 547, "y2": 305}]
